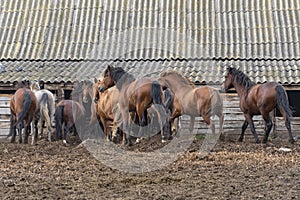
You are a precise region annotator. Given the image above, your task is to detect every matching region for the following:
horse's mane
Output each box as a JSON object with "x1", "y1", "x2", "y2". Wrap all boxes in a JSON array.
[
  {"x1": 105, "y1": 67, "x2": 135, "y2": 89},
  {"x1": 17, "y1": 80, "x2": 30, "y2": 89},
  {"x1": 160, "y1": 70, "x2": 195, "y2": 88},
  {"x1": 229, "y1": 67, "x2": 255, "y2": 92},
  {"x1": 71, "y1": 81, "x2": 83, "y2": 101}
]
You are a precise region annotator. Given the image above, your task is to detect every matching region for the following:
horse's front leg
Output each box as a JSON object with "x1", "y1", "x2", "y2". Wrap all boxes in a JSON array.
[{"x1": 121, "y1": 110, "x2": 131, "y2": 146}]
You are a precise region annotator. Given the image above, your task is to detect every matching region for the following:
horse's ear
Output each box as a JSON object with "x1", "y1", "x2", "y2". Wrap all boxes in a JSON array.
[
  {"x1": 226, "y1": 67, "x2": 233, "y2": 73},
  {"x1": 105, "y1": 65, "x2": 112, "y2": 76},
  {"x1": 94, "y1": 77, "x2": 98, "y2": 83}
]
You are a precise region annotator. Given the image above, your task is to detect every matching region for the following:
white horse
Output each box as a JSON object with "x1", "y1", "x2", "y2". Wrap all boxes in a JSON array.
[{"x1": 30, "y1": 81, "x2": 55, "y2": 141}]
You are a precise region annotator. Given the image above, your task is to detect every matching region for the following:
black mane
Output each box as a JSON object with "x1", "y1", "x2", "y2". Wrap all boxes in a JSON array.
[
  {"x1": 230, "y1": 67, "x2": 255, "y2": 92},
  {"x1": 104, "y1": 67, "x2": 135, "y2": 90}
]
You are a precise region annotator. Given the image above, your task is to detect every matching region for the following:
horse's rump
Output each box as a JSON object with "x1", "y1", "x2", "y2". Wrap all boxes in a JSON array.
[
  {"x1": 207, "y1": 87, "x2": 223, "y2": 116},
  {"x1": 15, "y1": 89, "x2": 34, "y2": 125}
]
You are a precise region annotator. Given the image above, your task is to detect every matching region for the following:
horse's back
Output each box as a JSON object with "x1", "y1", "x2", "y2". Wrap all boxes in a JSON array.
[{"x1": 57, "y1": 100, "x2": 85, "y2": 121}]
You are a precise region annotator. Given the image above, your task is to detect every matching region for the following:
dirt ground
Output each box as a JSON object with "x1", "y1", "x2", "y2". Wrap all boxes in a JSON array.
[{"x1": 0, "y1": 131, "x2": 299, "y2": 200}]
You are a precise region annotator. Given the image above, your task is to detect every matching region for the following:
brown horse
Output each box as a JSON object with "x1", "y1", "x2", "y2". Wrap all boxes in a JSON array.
[
  {"x1": 54, "y1": 100, "x2": 86, "y2": 144},
  {"x1": 9, "y1": 87, "x2": 38, "y2": 144},
  {"x1": 158, "y1": 70, "x2": 224, "y2": 136},
  {"x1": 222, "y1": 67, "x2": 294, "y2": 144},
  {"x1": 99, "y1": 65, "x2": 168, "y2": 145}
]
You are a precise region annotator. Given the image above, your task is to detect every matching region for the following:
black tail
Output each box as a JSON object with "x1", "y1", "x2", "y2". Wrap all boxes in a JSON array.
[
  {"x1": 55, "y1": 105, "x2": 64, "y2": 139},
  {"x1": 151, "y1": 81, "x2": 163, "y2": 105},
  {"x1": 163, "y1": 88, "x2": 174, "y2": 109},
  {"x1": 276, "y1": 85, "x2": 293, "y2": 120},
  {"x1": 40, "y1": 93, "x2": 49, "y2": 107},
  {"x1": 16, "y1": 90, "x2": 32, "y2": 126}
]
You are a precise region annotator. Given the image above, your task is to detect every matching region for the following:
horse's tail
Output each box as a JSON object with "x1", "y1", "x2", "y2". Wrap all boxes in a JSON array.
[
  {"x1": 40, "y1": 93, "x2": 51, "y2": 128},
  {"x1": 208, "y1": 88, "x2": 223, "y2": 117},
  {"x1": 55, "y1": 105, "x2": 64, "y2": 139},
  {"x1": 276, "y1": 85, "x2": 293, "y2": 121},
  {"x1": 163, "y1": 88, "x2": 174, "y2": 109},
  {"x1": 151, "y1": 81, "x2": 163, "y2": 105},
  {"x1": 16, "y1": 90, "x2": 32, "y2": 125}
]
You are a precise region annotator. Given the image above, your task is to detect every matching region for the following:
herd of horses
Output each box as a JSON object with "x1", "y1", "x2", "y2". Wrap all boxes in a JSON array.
[{"x1": 7, "y1": 66, "x2": 296, "y2": 146}]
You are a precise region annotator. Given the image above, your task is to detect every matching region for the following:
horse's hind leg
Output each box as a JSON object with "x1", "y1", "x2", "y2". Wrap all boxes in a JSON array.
[
  {"x1": 16, "y1": 121, "x2": 24, "y2": 144},
  {"x1": 262, "y1": 114, "x2": 273, "y2": 143},
  {"x1": 202, "y1": 115, "x2": 216, "y2": 137},
  {"x1": 31, "y1": 121, "x2": 38, "y2": 145},
  {"x1": 281, "y1": 112, "x2": 295, "y2": 144},
  {"x1": 9, "y1": 115, "x2": 17, "y2": 143},
  {"x1": 10, "y1": 125, "x2": 17, "y2": 143},
  {"x1": 239, "y1": 120, "x2": 248, "y2": 142},
  {"x1": 24, "y1": 122, "x2": 32, "y2": 144},
  {"x1": 218, "y1": 114, "x2": 225, "y2": 140}
]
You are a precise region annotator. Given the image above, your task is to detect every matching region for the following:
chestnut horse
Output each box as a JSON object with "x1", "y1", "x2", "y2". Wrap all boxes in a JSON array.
[
  {"x1": 9, "y1": 86, "x2": 37, "y2": 144},
  {"x1": 222, "y1": 67, "x2": 294, "y2": 144},
  {"x1": 158, "y1": 70, "x2": 224, "y2": 136},
  {"x1": 99, "y1": 65, "x2": 168, "y2": 145}
]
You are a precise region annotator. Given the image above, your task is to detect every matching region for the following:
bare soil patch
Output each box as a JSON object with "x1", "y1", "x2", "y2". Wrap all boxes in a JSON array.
[{"x1": 0, "y1": 132, "x2": 299, "y2": 199}]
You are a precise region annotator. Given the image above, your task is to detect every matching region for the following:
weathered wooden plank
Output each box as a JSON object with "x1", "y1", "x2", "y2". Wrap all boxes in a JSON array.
[{"x1": 0, "y1": 107, "x2": 11, "y2": 115}]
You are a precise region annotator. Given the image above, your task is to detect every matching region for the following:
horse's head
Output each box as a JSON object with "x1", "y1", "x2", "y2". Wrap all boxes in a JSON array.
[
  {"x1": 222, "y1": 67, "x2": 235, "y2": 92},
  {"x1": 30, "y1": 80, "x2": 40, "y2": 91},
  {"x1": 93, "y1": 78, "x2": 102, "y2": 103},
  {"x1": 99, "y1": 65, "x2": 116, "y2": 92},
  {"x1": 82, "y1": 80, "x2": 93, "y2": 103},
  {"x1": 16, "y1": 80, "x2": 30, "y2": 89}
]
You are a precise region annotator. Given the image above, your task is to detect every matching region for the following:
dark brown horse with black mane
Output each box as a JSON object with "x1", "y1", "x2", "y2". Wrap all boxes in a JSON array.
[
  {"x1": 9, "y1": 82, "x2": 37, "y2": 144},
  {"x1": 54, "y1": 82, "x2": 86, "y2": 144},
  {"x1": 222, "y1": 67, "x2": 294, "y2": 144},
  {"x1": 99, "y1": 65, "x2": 169, "y2": 145}
]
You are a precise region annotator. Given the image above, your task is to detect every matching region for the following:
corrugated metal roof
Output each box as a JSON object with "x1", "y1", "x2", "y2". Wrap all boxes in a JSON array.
[
  {"x1": 0, "y1": 0, "x2": 300, "y2": 84},
  {"x1": 0, "y1": 60, "x2": 300, "y2": 85},
  {"x1": 1, "y1": 0, "x2": 300, "y2": 60}
]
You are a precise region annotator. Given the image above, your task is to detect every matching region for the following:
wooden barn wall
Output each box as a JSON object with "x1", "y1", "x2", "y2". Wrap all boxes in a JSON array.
[{"x1": 0, "y1": 95, "x2": 12, "y2": 136}]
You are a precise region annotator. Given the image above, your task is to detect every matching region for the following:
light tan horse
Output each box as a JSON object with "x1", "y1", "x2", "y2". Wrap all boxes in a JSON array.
[
  {"x1": 30, "y1": 81, "x2": 55, "y2": 142},
  {"x1": 93, "y1": 78, "x2": 121, "y2": 142},
  {"x1": 158, "y1": 70, "x2": 224, "y2": 136}
]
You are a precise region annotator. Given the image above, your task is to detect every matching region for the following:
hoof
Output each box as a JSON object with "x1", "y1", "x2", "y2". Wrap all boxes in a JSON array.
[
  {"x1": 262, "y1": 139, "x2": 268, "y2": 144},
  {"x1": 238, "y1": 138, "x2": 243, "y2": 142},
  {"x1": 289, "y1": 139, "x2": 295, "y2": 144}
]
